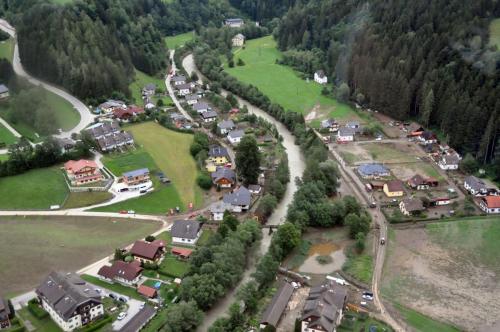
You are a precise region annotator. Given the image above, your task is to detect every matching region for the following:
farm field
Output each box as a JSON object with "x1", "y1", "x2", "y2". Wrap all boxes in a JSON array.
[
  {"x1": 489, "y1": 18, "x2": 500, "y2": 48},
  {"x1": 129, "y1": 69, "x2": 172, "y2": 105},
  {"x1": 224, "y1": 36, "x2": 359, "y2": 121},
  {"x1": 0, "y1": 122, "x2": 18, "y2": 145},
  {"x1": 392, "y1": 303, "x2": 460, "y2": 332},
  {"x1": 95, "y1": 122, "x2": 202, "y2": 214},
  {"x1": 0, "y1": 166, "x2": 68, "y2": 210},
  {"x1": 0, "y1": 38, "x2": 14, "y2": 62},
  {"x1": 165, "y1": 32, "x2": 194, "y2": 49},
  {"x1": 382, "y1": 217, "x2": 500, "y2": 331},
  {"x1": 0, "y1": 216, "x2": 160, "y2": 296}
]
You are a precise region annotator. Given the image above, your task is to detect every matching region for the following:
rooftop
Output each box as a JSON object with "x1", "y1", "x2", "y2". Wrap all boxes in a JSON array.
[
  {"x1": 122, "y1": 168, "x2": 150, "y2": 178},
  {"x1": 130, "y1": 240, "x2": 164, "y2": 260},
  {"x1": 171, "y1": 220, "x2": 201, "y2": 239},
  {"x1": 260, "y1": 282, "x2": 294, "y2": 327},
  {"x1": 97, "y1": 260, "x2": 142, "y2": 282},
  {"x1": 358, "y1": 163, "x2": 389, "y2": 176},
  {"x1": 223, "y1": 186, "x2": 251, "y2": 206}
]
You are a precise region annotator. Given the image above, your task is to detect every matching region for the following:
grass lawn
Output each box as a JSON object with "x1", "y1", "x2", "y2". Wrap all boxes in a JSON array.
[
  {"x1": 81, "y1": 275, "x2": 145, "y2": 301},
  {"x1": 165, "y1": 32, "x2": 194, "y2": 49},
  {"x1": 342, "y1": 251, "x2": 373, "y2": 285},
  {"x1": 156, "y1": 231, "x2": 173, "y2": 244},
  {"x1": 102, "y1": 148, "x2": 157, "y2": 175},
  {"x1": 0, "y1": 166, "x2": 68, "y2": 209},
  {"x1": 363, "y1": 143, "x2": 416, "y2": 163},
  {"x1": 63, "y1": 191, "x2": 114, "y2": 209},
  {"x1": 17, "y1": 307, "x2": 62, "y2": 332},
  {"x1": 225, "y1": 36, "x2": 357, "y2": 119},
  {"x1": 0, "y1": 216, "x2": 160, "y2": 296},
  {"x1": 339, "y1": 311, "x2": 393, "y2": 332},
  {"x1": 489, "y1": 18, "x2": 500, "y2": 49},
  {"x1": 0, "y1": 38, "x2": 14, "y2": 62},
  {"x1": 158, "y1": 255, "x2": 189, "y2": 278},
  {"x1": 0, "y1": 154, "x2": 8, "y2": 161},
  {"x1": 197, "y1": 229, "x2": 214, "y2": 246},
  {"x1": 129, "y1": 69, "x2": 172, "y2": 105},
  {"x1": 393, "y1": 303, "x2": 460, "y2": 332},
  {"x1": 0, "y1": 122, "x2": 18, "y2": 145}
]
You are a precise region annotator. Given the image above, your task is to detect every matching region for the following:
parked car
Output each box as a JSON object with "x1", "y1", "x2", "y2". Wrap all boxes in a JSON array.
[
  {"x1": 118, "y1": 297, "x2": 128, "y2": 303},
  {"x1": 117, "y1": 312, "x2": 127, "y2": 320},
  {"x1": 119, "y1": 210, "x2": 127, "y2": 214},
  {"x1": 139, "y1": 303, "x2": 145, "y2": 310},
  {"x1": 127, "y1": 210, "x2": 135, "y2": 215},
  {"x1": 108, "y1": 293, "x2": 117, "y2": 299}
]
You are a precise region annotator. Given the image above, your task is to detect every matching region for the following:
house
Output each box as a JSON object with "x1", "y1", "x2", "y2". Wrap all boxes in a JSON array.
[
  {"x1": 259, "y1": 282, "x2": 294, "y2": 329},
  {"x1": 209, "y1": 201, "x2": 232, "y2": 221},
  {"x1": 192, "y1": 102, "x2": 209, "y2": 114},
  {"x1": 479, "y1": 196, "x2": 500, "y2": 214},
  {"x1": 122, "y1": 168, "x2": 150, "y2": 187},
  {"x1": 185, "y1": 94, "x2": 199, "y2": 105},
  {"x1": 97, "y1": 100, "x2": 126, "y2": 114},
  {"x1": 224, "y1": 18, "x2": 244, "y2": 28},
  {"x1": 464, "y1": 175, "x2": 488, "y2": 196},
  {"x1": 171, "y1": 247, "x2": 193, "y2": 259},
  {"x1": 227, "y1": 129, "x2": 245, "y2": 145},
  {"x1": 346, "y1": 121, "x2": 361, "y2": 130},
  {"x1": 171, "y1": 220, "x2": 202, "y2": 245},
  {"x1": 97, "y1": 260, "x2": 143, "y2": 286},
  {"x1": 406, "y1": 123, "x2": 424, "y2": 136},
  {"x1": 144, "y1": 98, "x2": 155, "y2": 110},
  {"x1": 142, "y1": 83, "x2": 156, "y2": 97},
  {"x1": 56, "y1": 138, "x2": 76, "y2": 154},
  {"x1": 370, "y1": 181, "x2": 385, "y2": 191},
  {"x1": 113, "y1": 106, "x2": 145, "y2": 120},
  {"x1": 137, "y1": 285, "x2": 157, "y2": 299},
  {"x1": 399, "y1": 198, "x2": 425, "y2": 216},
  {"x1": 418, "y1": 131, "x2": 438, "y2": 145},
  {"x1": 211, "y1": 167, "x2": 236, "y2": 188},
  {"x1": 217, "y1": 120, "x2": 235, "y2": 135},
  {"x1": 337, "y1": 127, "x2": 355, "y2": 143},
  {"x1": 384, "y1": 180, "x2": 405, "y2": 197},
  {"x1": 358, "y1": 163, "x2": 390, "y2": 179},
  {"x1": 85, "y1": 121, "x2": 121, "y2": 140},
  {"x1": 130, "y1": 240, "x2": 165, "y2": 263},
  {"x1": 248, "y1": 184, "x2": 262, "y2": 195},
  {"x1": 176, "y1": 83, "x2": 192, "y2": 96},
  {"x1": 200, "y1": 110, "x2": 218, "y2": 123},
  {"x1": 36, "y1": 272, "x2": 104, "y2": 332},
  {"x1": 300, "y1": 281, "x2": 347, "y2": 332},
  {"x1": 0, "y1": 298, "x2": 12, "y2": 330},
  {"x1": 314, "y1": 70, "x2": 328, "y2": 84},
  {"x1": 320, "y1": 119, "x2": 338, "y2": 132},
  {"x1": 438, "y1": 154, "x2": 459, "y2": 170},
  {"x1": 223, "y1": 186, "x2": 252, "y2": 212},
  {"x1": 430, "y1": 197, "x2": 451, "y2": 206},
  {"x1": 171, "y1": 75, "x2": 186, "y2": 86},
  {"x1": 96, "y1": 132, "x2": 134, "y2": 152},
  {"x1": 0, "y1": 84, "x2": 9, "y2": 100},
  {"x1": 208, "y1": 145, "x2": 230, "y2": 165},
  {"x1": 232, "y1": 33, "x2": 245, "y2": 47},
  {"x1": 407, "y1": 174, "x2": 438, "y2": 190},
  {"x1": 64, "y1": 160, "x2": 103, "y2": 186}
]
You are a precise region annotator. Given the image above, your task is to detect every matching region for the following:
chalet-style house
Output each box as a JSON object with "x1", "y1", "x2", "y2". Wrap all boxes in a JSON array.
[
  {"x1": 172, "y1": 75, "x2": 186, "y2": 86},
  {"x1": 337, "y1": 127, "x2": 355, "y2": 143},
  {"x1": 130, "y1": 240, "x2": 165, "y2": 264},
  {"x1": 97, "y1": 260, "x2": 143, "y2": 286},
  {"x1": 407, "y1": 174, "x2": 438, "y2": 190},
  {"x1": 358, "y1": 163, "x2": 390, "y2": 179},
  {"x1": 223, "y1": 186, "x2": 252, "y2": 212},
  {"x1": 320, "y1": 119, "x2": 339, "y2": 132},
  {"x1": 0, "y1": 298, "x2": 12, "y2": 330},
  {"x1": 464, "y1": 175, "x2": 488, "y2": 196},
  {"x1": 36, "y1": 272, "x2": 104, "y2": 332},
  {"x1": 0, "y1": 84, "x2": 9, "y2": 100},
  {"x1": 217, "y1": 120, "x2": 235, "y2": 135},
  {"x1": 97, "y1": 132, "x2": 134, "y2": 152},
  {"x1": 227, "y1": 129, "x2": 245, "y2": 145},
  {"x1": 185, "y1": 94, "x2": 199, "y2": 105},
  {"x1": 142, "y1": 83, "x2": 156, "y2": 97},
  {"x1": 259, "y1": 282, "x2": 294, "y2": 329},
  {"x1": 171, "y1": 220, "x2": 202, "y2": 245},
  {"x1": 211, "y1": 167, "x2": 236, "y2": 188},
  {"x1": 97, "y1": 100, "x2": 126, "y2": 114},
  {"x1": 314, "y1": 70, "x2": 328, "y2": 84},
  {"x1": 122, "y1": 168, "x2": 150, "y2": 187},
  {"x1": 399, "y1": 198, "x2": 425, "y2": 216},
  {"x1": 300, "y1": 281, "x2": 348, "y2": 332},
  {"x1": 113, "y1": 106, "x2": 145, "y2": 120},
  {"x1": 208, "y1": 145, "x2": 230, "y2": 165},
  {"x1": 479, "y1": 196, "x2": 500, "y2": 214},
  {"x1": 200, "y1": 110, "x2": 217, "y2": 123},
  {"x1": 224, "y1": 18, "x2": 244, "y2": 28},
  {"x1": 193, "y1": 102, "x2": 209, "y2": 114},
  {"x1": 177, "y1": 83, "x2": 192, "y2": 96},
  {"x1": 64, "y1": 160, "x2": 103, "y2": 186},
  {"x1": 209, "y1": 201, "x2": 231, "y2": 221},
  {"x1": 384, "y1": 180, "x2": 405, "y2": 197},
  {"x1": 438, "y1": 154, "x2": 459, "y2": 170},
  {"x1": 232, "y1": 33, "x2": 245, "y2": 47}
]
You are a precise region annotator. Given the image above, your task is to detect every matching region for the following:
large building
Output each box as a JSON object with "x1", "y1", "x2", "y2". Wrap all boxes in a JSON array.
[
  {"x1": 357, "y1": 163, "x2": 390, "y2": 179},
  {"x1": 36, "y1": 272, "x2": 104, "y2": 332},
  {"x1": 85, "y1": 121, "x2": 135, "y2": 152},
  {"x1": 64, "y1": 160, "x2": 103, "y2": 186},
  {"x1": 232, "y1": 33, "x2": 245, "y2": 47},
  {"x1": 122, "y1": 168, "x2": 150, "y2": 187},
  {"x1": 171, "y1": 220, "x2": 202, "y2": 245},
  {"x1": 224, "y1": 18, "x2": 244, "y2": 28}
]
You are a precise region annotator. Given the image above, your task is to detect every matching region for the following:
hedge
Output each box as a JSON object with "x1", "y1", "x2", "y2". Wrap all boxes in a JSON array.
[
  {"x1": 78, "y1": 314, "x2": 112, "y2": 332},
  {"x1": 27, "y1": 299, "x2": 48, "y2": 319}
]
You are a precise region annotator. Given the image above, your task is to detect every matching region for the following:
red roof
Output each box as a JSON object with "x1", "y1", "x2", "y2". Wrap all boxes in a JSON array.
[
  {"x1": 113, "y1": 106, "x2": 144, "y2": 119},
  {"x1": 64, "y1": 159, "x2": 98, "y2": 173},
  {"x1": 385, "y1": 180, "x2": 404, "y2": 192},
  {"x1": 171, "y1": 247, "x2": 193, "y2": 258},
  {"x1": 137, "y1": 285, "x2": 157, "y2": 298},
  {"x1": 483, "y1": 196, "x2": 500, "y2": 209},
  {"x1": 130, "y1": 241, "x2": 163, "y2": 260},
  {"x1": 151, "y1": 240, "x2": 166, "y2": 248}
]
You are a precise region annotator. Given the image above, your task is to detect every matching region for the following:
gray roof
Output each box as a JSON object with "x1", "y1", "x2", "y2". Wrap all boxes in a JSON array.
[
  {"x1": 143, "y1": 83, "x2": 156, "y2": 91},
  {"x1": 301, "y1": 282, "x2": 347, "y2": 332},
  {"x1": 201, "y1": 111, "x2": 218, "y2": 119},
  {"x1": 0, "y1": 84, "x2": 8, "y2": 94},
  {"x1": 228, "y1": 129, "x2": 245, "y2": 139},
  {"x1": 358, "y1": 163, "x2": 389, "y2": 176},
  {"x1": 248, "y1": 184, "x2": 261, "y2": 192},
  {"x1": 123, "y1": 168, "x2": 149, "y2": 178},
  {"x1": 465, "y1": 175, "x2": 487, "y2": 192},
  {"x1": 315, "y1": 70, "x2": 325, "y2": 77},
  {"x1": 172, "y1": 75, "x2": 186, "y2": 82},
  {"x1": 218, "y1": 120, "x2": 235, "y2": 130},
  {"x1": 209, "y1": 145, "x2": 229, "y2": 158},
  {"x1": 402, "y1": 198, "x2": 424, "y2": 212},
  {"x1": 211, "y1": 167, "x2": 236, "y2": 183},
  {"x1": 193, "y1": 102, "x2": 209, "y2": 111},
  {"x1": 321, "y1": 119, "x2": 337, "y2": 128},
  {"x1": 260, "y1": 282, "x2": 294, "y2": 327},
  {"x1": 177, "y1": 83, "x2": 192, "y2": 90},
  {"x1": 225, "y1": 18, "x2": 243, "y2": 23},
  {"x1": 0, "y1": 298, "x2": 11, "y2": 321},
  {"x1": 443, "y1": 154, "x2": 460, "y2": 165},
  {"x1": 338, "y1": 127, "x2": 355, "y2": 136},
  {"x1": 224, "y1": 186, "x2": 251, "y2": 206},
  {"x1": 346, "y1": 121, "x2": 360, "y2": 128},
  {"x1": 185, "y1": 94, "x2": 199, "y2": 101},
  {"x1": 36, "y1": 272, "x2": 101, "y2": 320},
  {"x1": 233, "y1": 33, "x2": 245, "y2": 39},
  {"x1": 209, "y1": 201, "x2": 232, "y2": 213},
  {"x1": 171, "y1": 220, "x2": 201, "y2": 239}
]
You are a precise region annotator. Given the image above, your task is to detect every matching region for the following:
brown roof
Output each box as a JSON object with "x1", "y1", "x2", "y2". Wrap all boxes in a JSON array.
[
  {"x1": 137, "y1": 285, "x2": 157, "y2": 298},
  {"x1": 130, "y1": 241, "x2": 163, "y2": 260},
  {"x1": 402, "y1": 198, "x2": 424, "y2": 212},
  {"x1": 97, "y1": 260, "x2": 143, "y2": 282},
  {"x1": 385, "y1": 180, "x2": 404, "y2": 192},
  {"x1": 171, "y1": 247, "x2": 193, "y2": 258}
]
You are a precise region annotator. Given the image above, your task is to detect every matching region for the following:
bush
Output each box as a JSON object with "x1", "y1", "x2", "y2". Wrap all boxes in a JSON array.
[
  {"x1": 145, "y1": 235, "x2": 156, "y2": 242},
  {"x1": 79, "y1": 315, "x2": 112, "y2": 332},
  {"x1": 196, "y1": 173, "x2": 213, "y2": 190},
  {"x1": 27, "y1": 299, "x2": 48, "y2": 319},
  {"x1": 237, "y1": 58, "x2": 245, "y2": 66},
  {"x1": 316, "y1": 255, "x2": 333, "y2": 265}
]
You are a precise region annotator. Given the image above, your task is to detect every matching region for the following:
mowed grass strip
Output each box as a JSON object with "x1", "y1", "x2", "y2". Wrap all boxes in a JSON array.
[
  {"x1": 0, "y1": 216, "x2": 160, "y2": 295},
  {"x1": 224, "y1": 35, "x2": 355, "y2": 118},
  {"x1": 0, "y1": 166, "x2": 68, "y2": 209},
  {"x1": 63, "y1": 191, "x2": 113, "y2": 209},
  {"x1": 0, "y1": 122, "x2": 18, "y2": 145},
  {"x1": 0, "y1": 38, "x2": 14, "y2": 62},
  {"x1": 393, "y1": 303, "x2": 461, "y2": 332},
  {"x1": 165, "y1": 32, "x2": 194, "y2": 49}
]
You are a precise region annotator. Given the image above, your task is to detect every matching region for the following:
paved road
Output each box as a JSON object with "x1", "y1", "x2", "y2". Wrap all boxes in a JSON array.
[
  {"x1": 0, "y1": 116, "x2": 22, "y2": 138},
  {"x1": 0, "y1": 19, "x2": 95, "y2": 139},
  {"x1": 183, "y1": 53, "x2": 306, "y2": 331},
  {"x1": 165, "y1": 50, "x2": 193, "y2": 122}
]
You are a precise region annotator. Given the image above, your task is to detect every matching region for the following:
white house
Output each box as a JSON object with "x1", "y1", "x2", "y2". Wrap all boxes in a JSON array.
[
  {"x1": 337, "y1": 127, "x2": 355, "y2": 143},
  {"x1": 201, "y1": 110, "x2": 217, "y2": 123},
  {"x1": 217, "y1": 120, "x2": 235, "y2": 135},
  {"x1": 479, "y1": 196, "x2": 500, "y2": 214},
  {"x1": 36, "y1": 272, "x2": 104, "y2": 332},
  {"x1": 438, "y1": 154, "x2": 459, "y2": 170},
  {"x1": 232, "y1": 33, "x2": 245, "y2": 47},
  {"x1": 314, "y1": 70, "x2": 328, "y2": 84},
  {"x1": 171, "y1": 220, "x2": 202, "y2": 245},
  {"x1": 227, "y1": 129, "x2": 245, "y2": 145},
  {"x1": 223, "y1": 186, "x2": 252, "y2": 212},
  {"x1": 177, "y1": 83, "x2": 192, "y2": 96},
  {"x1": 193, "y1": 102, "x2": 209, "y2": 114},
  {"x1": 464, "y1": 175, "x2": 488, "y2": 196},
  {"x1": 224, "y1": 18, "x2": 244, "y2": 28},
  {"x1": 209, "y1": 201, "x2": 231, "y2": 221},
  {"x1": 185, "y1": 94, "x2": 199, "y2": 105}
]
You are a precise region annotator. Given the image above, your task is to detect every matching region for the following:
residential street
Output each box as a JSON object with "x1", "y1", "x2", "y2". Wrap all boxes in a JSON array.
[{"x1": 165, "y1": 50, "x2": 194, "y2": 122}]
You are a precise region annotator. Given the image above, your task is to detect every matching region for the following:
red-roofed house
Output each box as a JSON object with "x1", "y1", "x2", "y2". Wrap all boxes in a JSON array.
[
  {"x1": 97, "y1": 260, "x2": 143, "y2": 286},
  {"x1": 113, "y1": 106, "x2": 145, "y2": 120},
  {"x1": 479, "y1": 196, "x2": 500, "y2": 214},
  {"x1": 171, "y1": 247, "x2": 193, "y2": 259},
  {"x1": 137, "y1": 285, "x2": 157, "y2": 299},
  {"x1": 130, "y1": 241, "x2": 165, "y2": 263},
  {"x1": 64, "y1": 159, "x2": 103, "y2": 186}
]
